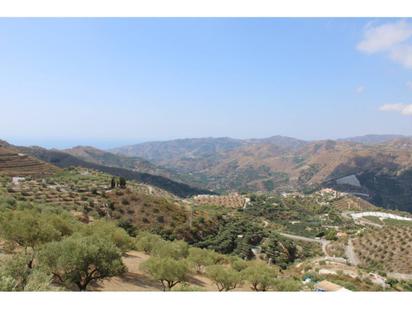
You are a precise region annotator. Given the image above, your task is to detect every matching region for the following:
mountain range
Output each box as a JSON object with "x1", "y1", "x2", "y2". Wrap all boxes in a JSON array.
[
  {"x1": 2, "y1": 134, "x2": 412, "y2": 212},
  {"x1": 111, "y1": 135, "x2": 412, "y2": 212}
]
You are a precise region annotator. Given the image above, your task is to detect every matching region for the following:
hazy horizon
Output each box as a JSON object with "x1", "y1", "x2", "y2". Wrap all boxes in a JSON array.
[
  {"x1": 3, "y1": 132, "x2": 409, "y2": 150},
  {"x1": 1, "y1": 18, "x2": 412, "y2": 148}
]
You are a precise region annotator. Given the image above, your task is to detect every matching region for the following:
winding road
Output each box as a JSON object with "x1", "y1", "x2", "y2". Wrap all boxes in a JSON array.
[
  {"x1": 265, "y1": 217, "x2": 412, "y2": 281},
  {"x1": 278, "y1": 232, "x2": 331, "y2": 257}
]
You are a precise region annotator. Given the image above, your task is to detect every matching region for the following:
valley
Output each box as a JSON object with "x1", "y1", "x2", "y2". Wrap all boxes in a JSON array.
[
  {"x1": 1, "y1": 135, "x2": 412, "y2": 292},
  {"x1": 111, "y1": 135, "x2": 412, "y2": 212}
]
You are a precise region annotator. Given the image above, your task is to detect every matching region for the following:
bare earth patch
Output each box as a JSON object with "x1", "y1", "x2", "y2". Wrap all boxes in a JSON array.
[{"x1": 93, "y1": 251, "x2": 252, "y2": 291}]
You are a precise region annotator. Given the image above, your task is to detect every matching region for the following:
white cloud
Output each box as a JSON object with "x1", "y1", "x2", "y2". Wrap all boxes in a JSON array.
[
  {"x1": 357, "y1": 20, "x2": 412, "y2": 54},
  {"x1": 355, "y1": 85, "x2": 365, "y2": 93},
  {"x1": 357, "y1": 20, "x2": 412, "y2": 69},
  {"x1": 390, "y1": 45, "x2": 412, "y2": 68},
  {"x1": 379, "y1": 103, "x2": 412, "y2": 115}
]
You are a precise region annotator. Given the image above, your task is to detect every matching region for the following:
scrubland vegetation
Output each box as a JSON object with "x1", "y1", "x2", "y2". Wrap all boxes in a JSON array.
[
  {"x1": 1, "y1": 167, "x2": 412, "y2": 292},
  {"x1": 0, "y1": 175, "x2": 287, "y2": 292}
]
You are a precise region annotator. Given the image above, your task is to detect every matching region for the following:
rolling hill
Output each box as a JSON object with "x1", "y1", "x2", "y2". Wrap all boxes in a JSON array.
[
  {"x1": 111, "y1": 136, "x2": 412, "y2": 212},
  {"x1": 0, "y1": 141, "x2": 59, "y2": 177},
  {"x1": 1, "y1": 142, "x2": 213, "y2": 198},
  {"x1": 63, "y1": 146, "x2": 187, "y2": 183},
  {"x1": 338, "y1": 134, "x2": 407, "y2": 145}
]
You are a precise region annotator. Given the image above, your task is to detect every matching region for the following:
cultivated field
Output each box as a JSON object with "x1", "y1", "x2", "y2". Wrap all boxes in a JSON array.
[
  {"x1": 192, "y1": 193, "x2": 248, "y2": 209},
  {"x1": 0, "y1": 145, "x2": 58, "y2": 177},
  {"x1": 352, "y1": 226, "x2": 412, "y2": 273}
]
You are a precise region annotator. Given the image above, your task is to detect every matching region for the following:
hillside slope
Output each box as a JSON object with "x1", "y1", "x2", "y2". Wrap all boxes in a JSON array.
[
  {"x1": 0, "y1": 142, "x2": 59, "y2": 177},
  {"x1": 111, "y1": 136, "x2": 412, "y2": 211},
  {"x1": 111, "y1": 136, "x2": 307, "y2": 162},
  {"x1": 13, "y1": 145, "x2": 214, "y2": 198},
  {"x1": 63, "y1": 146, "x2": 187, "y2": 183}
]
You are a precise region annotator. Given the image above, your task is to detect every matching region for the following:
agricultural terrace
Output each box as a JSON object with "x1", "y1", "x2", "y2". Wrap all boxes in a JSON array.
[
  {"x1": 352, "y1": 226, "x2": 412, "y2": 273},
  {"x1": 192, "y1": 193, "x2": 249, "y2": 209}
]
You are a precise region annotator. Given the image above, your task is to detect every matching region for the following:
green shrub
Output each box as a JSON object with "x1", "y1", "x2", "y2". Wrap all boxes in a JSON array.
[
  {"x1": 241, "y1": 262, "x2": 278, "y2": 291},
  {"x1": 38, "y1": 234, "x2": 125, "y2": 291},
  {"x1": 135, "y1": 232, "x2": 164, "y2": 254},
  {"x1": 151, "y1": 240, "x2": 189, "y2": 259},
  {"x1": 272, "y1": 278, "x2": 302, "y2": 291},
  {"x1": 187, "y1": 247, "x2": 218, "y2": 273},
  {"x1": 0, "y1": 253, "x2": 56, "y2": 291},
  {"x1": 206, "y1": 265, "x2": 242, "y2": 291},
  {"x1": 141, "y1": 257, "x2": 189, "y2": 291},
  {"x1": 81, "y1": 220, "x2": 134, "y2": 253}
]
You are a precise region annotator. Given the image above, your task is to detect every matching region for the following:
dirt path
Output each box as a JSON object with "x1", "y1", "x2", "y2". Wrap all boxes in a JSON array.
[
  {"x1": 320, "y1": 240, "x2": 331, "y2": 257},
  {"x1": 92, "y1": 251, "x2": 162, "y2": 291},
  {"x1": 93, "y1": 251, "x2": 249, "y2": 291},
  {"x1": 345, "y1": 239, "x2": 359, "y2": 266}
]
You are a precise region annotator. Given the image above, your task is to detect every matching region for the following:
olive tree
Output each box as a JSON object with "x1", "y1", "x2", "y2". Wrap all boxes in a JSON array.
[
  {"x1": 81, "y1": 220, "x2": 134, "y2": 253},
  {"x1": 272, "y1": 278, "x2": 302, "y2": 291},
  {"x1": 135, "y1": 231, "x2": 164, "y2": 254},
  {"x1": 141, "y1": 257, "x2": 189, "y2": 291},
  {"x1": 0, "y1": 209, "x2": 75, "y2": 267},
  {"x1": 230, "y1": 257, "x2": 249, "y2": 272},
  {"x1": 187, "y1": 247, "x2": 216, "y2": 273},
  {"x1": 151, "y1": 240, "x2": 189, "y2": 259},
  {"x1": 241, "y1": 262, "x2": 278, "y2": 291},
  {"x1": 38, "y1": 234, "x2": 125, "y2": 291},
  {"x1": 206, "y1": 265, "x2": 242, "y2": 291},
  {"x1": 0, "y1": 253, "x2": 55, "y2": 291}
]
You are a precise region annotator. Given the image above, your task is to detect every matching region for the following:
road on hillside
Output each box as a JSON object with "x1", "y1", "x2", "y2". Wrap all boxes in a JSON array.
[
  {"x1": 280, "y1": 231, "x2": 412, "y2": 281},
  {"x1": 279, "y1": 232, "x2": 323, "y2": 243},
  {"x1": 345, "y1": 238, "x2": 360, "y2": 266},
  {"x1": 278, "y1": 232, "x2": 331, "y2": 257},
  {"x1": 342, "y1": 211, "x2": 383, "y2": 228}
]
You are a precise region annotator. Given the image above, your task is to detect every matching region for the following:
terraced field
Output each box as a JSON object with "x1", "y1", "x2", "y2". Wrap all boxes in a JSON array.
[
  {"x1": 352, "y1": 226, "x2": 412, "y2": 273},
  {"x1": 0, "y1": 144, "x2": 58, "y2": 177},
  {"x1": 192, "y1": 193, "x2": 248, "y2": 209},
  {"x1": 0, "y1": 167, "x2": 221, "y2": 242},
  {"x1": 0, "y1": 167, "x2": 172, "y2": 217}
]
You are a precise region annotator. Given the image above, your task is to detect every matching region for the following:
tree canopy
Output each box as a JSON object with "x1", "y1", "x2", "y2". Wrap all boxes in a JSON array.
[
  {"x1": 241, "y1": 262, "x2": 278, "y2": 291},
  {"x1": 151, "y1": 239, "x2": 189, "y2": 259},
  {"x1": 196, "y1": 218, "x2": 266, "y2": 259},
  {"x1": 187, "y1": 247, "x2": 223, "y2": 273},
  {"x1": 206, "y1": 265, "x2": 242, "y2": 291},
  {"x1": 81, "y1": 220, "x2": 135, "y2": 253},
  {"x1": 0, "y1": 253, "x2": 55, "y2": 291},
  {"x1": 38, "y1": 234, "x2": 125, "y2": 291},
  {"x1": 0, "y1": 208, "x2": 79, "y2": 268},
  {"x1": 263, "y1": 232, "x2": 297, "y2": 268},
  {"x1": 141, "y1": 257, "x2": 189, "y2": 291}
]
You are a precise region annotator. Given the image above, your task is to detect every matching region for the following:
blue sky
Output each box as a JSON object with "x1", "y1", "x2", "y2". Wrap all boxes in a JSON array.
[{"x1": 1, "y1": 18, "x2": 412, "y2": 149}]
